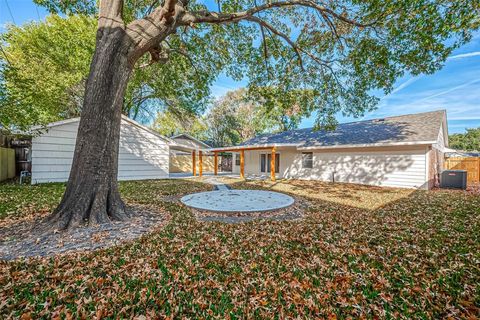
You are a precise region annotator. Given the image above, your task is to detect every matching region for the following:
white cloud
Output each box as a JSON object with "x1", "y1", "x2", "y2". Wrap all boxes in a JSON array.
[
  {"x1": 448, "y1": 51, "x2": 480, "y2": 60},
  {"x1": 447, "y1": 116, "x2": 480, "y2": 121},
  {"x1": 389, "y1": 77, "x2": 420, "y2": 95},
  {"x1": 408, "y1": 78, "x2": 480, "y2": 105}
]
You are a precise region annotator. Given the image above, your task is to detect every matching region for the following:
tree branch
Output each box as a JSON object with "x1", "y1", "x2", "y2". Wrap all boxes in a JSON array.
[
  {"x1": 126, "y1": 0, "x2": 181, "y2": 64},
  {"x1": 145, "y1": 0, "x2": 160, "y2": 16},
  {"x1": 249, "y1": 15, "x2": 335, "y2": 71},
  {"x1": 165, "y1": 40, "x2": 201, "y2": 75},
  {"x1": 99, "y1": 0, "x2": 124, "y2": 27},
  {"x1": 245, "y1": 16, "x2": 305, "y2": 70},
  {"x1": 136, "y1": 41, "x2": 201, "y2": 76},
  {"x1": 260, "y1": 25, "x2": 270, "y2": 75},
  {"x1": 137, "y1": 45, "x2": 169, "y2": 68},
  {"x1": 180, "y1": 0, "x2": 368, "y2": 28},
  {"x1": 126, "y1": 0, "x2": 369, "y2": 68}
]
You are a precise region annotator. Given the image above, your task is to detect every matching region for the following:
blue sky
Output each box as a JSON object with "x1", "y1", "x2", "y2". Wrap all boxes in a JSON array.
[{"x1": 1, "y1": 0, "x2": 479, "y2": 134}]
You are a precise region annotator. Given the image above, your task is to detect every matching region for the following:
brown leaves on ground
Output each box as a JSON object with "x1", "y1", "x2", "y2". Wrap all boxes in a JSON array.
[{"x1": 0, "y1": 179, "x2": 479, "y2": 319}]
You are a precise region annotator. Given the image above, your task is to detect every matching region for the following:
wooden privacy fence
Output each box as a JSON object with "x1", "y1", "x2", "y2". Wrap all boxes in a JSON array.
[
  {"x1": 0, "y1": 147, "x2": 16, "y2": 182},
  {"x1": 445, "y1": 157, "x2": 480, "y2": 185}
]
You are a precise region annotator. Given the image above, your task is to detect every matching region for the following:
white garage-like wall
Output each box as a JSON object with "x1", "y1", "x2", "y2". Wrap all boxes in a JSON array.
[
  {"x1": 288, "y1": 147, "x2": 428, "y2": 189},
  {"x1": 235, "y1": 145, "x2": 429, "y2": 189},
  {"x1": 32, "y1": 117, "x2": 170, "y2": 184}
]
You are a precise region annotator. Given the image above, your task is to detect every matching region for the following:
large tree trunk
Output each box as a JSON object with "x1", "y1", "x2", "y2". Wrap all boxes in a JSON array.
[{"x1": 49, "y1": 26, "x2": 134, "y2": 230}]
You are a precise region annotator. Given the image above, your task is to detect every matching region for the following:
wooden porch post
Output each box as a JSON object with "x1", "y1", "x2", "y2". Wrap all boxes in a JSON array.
[
  {"x1": 199, "y1": 150, "x2": 203, "y2": 177},
  {"x1": 192, "y1": 150, "x2": 196, "y2": 176},
  {"x1": 240, "y1": 150, "x2": 245, "y2": 179},
  {"x1": 271, "y1": 147, "x2": 276, "y2": 182},
  {"x1": 214, "y1": 152, "x2": 218, "y2": 175}
]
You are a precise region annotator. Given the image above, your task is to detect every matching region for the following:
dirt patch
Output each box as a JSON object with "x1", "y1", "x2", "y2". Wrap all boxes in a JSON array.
[{"x1": 0, "y1": 204, "x2": 169, "y2": 261}]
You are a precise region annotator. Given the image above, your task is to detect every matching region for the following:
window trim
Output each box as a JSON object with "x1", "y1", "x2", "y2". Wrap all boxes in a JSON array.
[{"x1": 302, "y1": 152, "x2": 313, "y2": 169}]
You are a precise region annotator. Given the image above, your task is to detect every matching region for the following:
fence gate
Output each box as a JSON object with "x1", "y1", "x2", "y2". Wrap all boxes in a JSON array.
[
  {"x1": 445, "y1": 157, "x2": 480, "y2": 185},
  {"x1": 0, "y1": 147, "x2": 16, "y2": 182}
]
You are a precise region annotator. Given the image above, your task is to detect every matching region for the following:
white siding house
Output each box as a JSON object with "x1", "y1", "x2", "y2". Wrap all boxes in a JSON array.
[
  {"x1": 232, "y1": 146, "x2": 429, "y2": 189},
  {"x1": 223, "y1": 110, "x2": 449, "y2": 190},
  {"x1": 31, "y1": 116, "x2": 171, "y2": 184}
]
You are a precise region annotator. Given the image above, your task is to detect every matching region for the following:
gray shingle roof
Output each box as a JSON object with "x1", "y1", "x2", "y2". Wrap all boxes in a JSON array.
[
  {"x1": 446, "y1": 151, "x2": 480, "y2": 157},
  {"x1": 171, "y1": 134, "x2": 211, "y2": 149},
  {"x1": 241, "y1": 110, "x2": 446, "y2": 148}
]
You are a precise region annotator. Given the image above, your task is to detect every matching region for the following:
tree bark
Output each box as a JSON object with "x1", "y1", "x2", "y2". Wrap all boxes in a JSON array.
[{"x1": 48, "y1": 25, "x2": 134, "y2": 230}]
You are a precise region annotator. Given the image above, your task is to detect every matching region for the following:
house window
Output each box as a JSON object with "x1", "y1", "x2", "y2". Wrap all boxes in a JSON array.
[
  {"x1": 235, "y1": 154, "x2": 240, "y2": 166},
  {"x1": 302, "y1": 152, "x2": 313, "y2": 169},
  {"x1": 260, "y1": 154, "x2": 266, "y2": 172}
]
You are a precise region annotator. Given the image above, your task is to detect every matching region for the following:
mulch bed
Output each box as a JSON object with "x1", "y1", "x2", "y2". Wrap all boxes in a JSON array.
[
  {"x1": 0, "y1": 204, "x2": 169, "y2": 261},
  {"x1": 189, "y1": 195, "x2": 309, "y2": 223}
]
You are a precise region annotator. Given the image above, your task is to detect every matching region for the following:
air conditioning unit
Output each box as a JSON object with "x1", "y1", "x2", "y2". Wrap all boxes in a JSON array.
[{"x1": 440, "y1": 170, "x2": 467, "y2": 190}]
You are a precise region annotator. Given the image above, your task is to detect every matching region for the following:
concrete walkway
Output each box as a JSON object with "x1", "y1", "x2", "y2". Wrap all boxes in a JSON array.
[
  {"x1": 170, "y1": 172, "x2": 233, "y2": 190},
  {"x1": 200, "y1": 176, "x2": 231, "y2": 191}
]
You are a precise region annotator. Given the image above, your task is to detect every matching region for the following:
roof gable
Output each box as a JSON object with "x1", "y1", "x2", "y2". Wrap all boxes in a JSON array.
[{"x1": 171, "y1": 133, "x2": 211, "y2": 149}]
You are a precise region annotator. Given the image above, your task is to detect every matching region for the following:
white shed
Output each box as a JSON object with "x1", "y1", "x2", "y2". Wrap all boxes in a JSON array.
[{"x1": 31, "y1": 116, "x2": 171, "y2": 184}]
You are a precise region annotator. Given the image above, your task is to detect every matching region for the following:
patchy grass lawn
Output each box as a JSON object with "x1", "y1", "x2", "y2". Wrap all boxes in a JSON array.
[
  {"x1": 1, "y1": 179, "x2": 479, "y2": 319},
  {"x1": 231, "y1": 179, "x2": 416, "y2": 210}
]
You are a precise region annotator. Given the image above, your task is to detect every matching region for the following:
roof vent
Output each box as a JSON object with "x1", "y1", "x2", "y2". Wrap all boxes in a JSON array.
[{"x1": 373, "y1": 118, "x2": 385, "y2": 122}]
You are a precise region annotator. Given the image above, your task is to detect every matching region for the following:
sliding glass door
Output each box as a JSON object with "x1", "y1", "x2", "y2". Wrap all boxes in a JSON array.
[{"x1": 260, "y1": 153, "x2": 280, "y2": 173}]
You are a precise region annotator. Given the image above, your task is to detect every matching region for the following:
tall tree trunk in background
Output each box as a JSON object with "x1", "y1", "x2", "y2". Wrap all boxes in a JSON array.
[{"x1": 49, "y1": 25, "x2": 133, "y2": 229}]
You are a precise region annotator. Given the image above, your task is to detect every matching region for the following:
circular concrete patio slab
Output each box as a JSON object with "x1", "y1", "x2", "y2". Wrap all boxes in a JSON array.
[{"x1": 181, "y1": 190, "x2": 295, "y2": 212}]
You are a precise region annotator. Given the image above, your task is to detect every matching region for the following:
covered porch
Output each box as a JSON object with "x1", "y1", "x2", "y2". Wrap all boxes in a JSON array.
[
  {"x1": 169, "y1": 143, "x2": 225, "y2": 176},
  {"x1": 206, "y1": 145, "x2": 283, "y2": 182}
]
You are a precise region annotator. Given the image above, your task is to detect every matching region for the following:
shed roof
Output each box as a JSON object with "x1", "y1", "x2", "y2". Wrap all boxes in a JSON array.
[
  {"x1": 171, "y1": 133, "x2": 211, "y2": 149},
  {"x1": 30, "y1": 115, "x2": 176, "y2": 145}
]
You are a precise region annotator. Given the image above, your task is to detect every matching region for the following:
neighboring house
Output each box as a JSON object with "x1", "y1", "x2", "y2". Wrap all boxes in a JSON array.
[
  {"x1": 169, "y1": 134, "x2": 217, "y2": 173},
  {"x1": 171, "y1": 133, "x2": 211, "y2": 150},
  {"x1": 445, "y1": 151, "x2": 480, "y2": 158},
  {"x1": 210, "y1": 110, "x2": 449, "y2": 189},
  {"x1": 31, "y1": 116, "x2": 180, "y2": 184}
]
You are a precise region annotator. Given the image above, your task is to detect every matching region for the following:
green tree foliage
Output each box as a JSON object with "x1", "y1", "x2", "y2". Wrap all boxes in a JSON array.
[
  {"x1": 153, "y1": 109, "x2": 208, "y2": 140},
  {"x1": 249, "y1": 87, "x2": 313, "y2": 131},
  {"x1": 204, "y1": 88, "x2": 291, "y2": 147},
  {"x1": 449, "y1": 128, "x2": 480, "y2": 151},
  {"x1": 152, "y1": 88, "x2": 297, "y2": 147},
  {"x1": 32, "y1": 0, "x2": 480, "y2": 130},
  {"x1": 204, "y1": 94, "x2": 243, "y2": 147},
  {"x1": 0, "y1": 15, "x2": 95, "y2": 130},
  {"x1": 0, "y1": 14, "x2": 216, "y2": 130}
]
